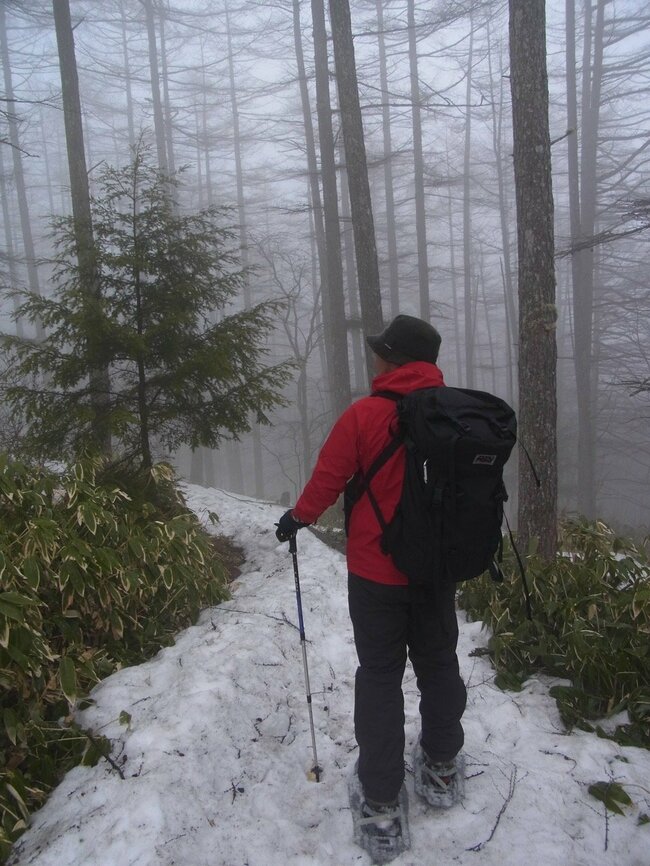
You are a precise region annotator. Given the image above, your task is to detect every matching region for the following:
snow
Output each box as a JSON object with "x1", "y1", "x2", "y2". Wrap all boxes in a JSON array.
[{"x1": 8, "y1": 484, "x2": 650, "y2": 866}]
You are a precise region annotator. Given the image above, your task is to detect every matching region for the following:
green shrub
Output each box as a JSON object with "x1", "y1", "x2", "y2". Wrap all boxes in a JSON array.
[
  {"x1": 0, "y1": 455, "x2": 228, "y2": 860},
  {"x1": 458, "y1": 520, "x2": 650, "y2": 748}
]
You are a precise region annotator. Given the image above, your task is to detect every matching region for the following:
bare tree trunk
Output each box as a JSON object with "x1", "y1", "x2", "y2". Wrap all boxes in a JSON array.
[
  {"x1": 571, "y1": 0, "x2": 605, "y2": 519},
  {"x1": 487, "y1": 22, "x2": 517, "y2": 403},
  {"x1": 119, "y1": 0, "x2": 136, "y2": 150},
  {"x1": 463, "y1": 19, "x2": 475, "y2": 388},
  {"x1": 407, "y1": 0, "x2": 430, "y2": 320},
  {"x1": 292, "y1": 0, "x2": 328, "y2": 385},
  {"x1": 311, "y1": 0, "x2": 351, "y2": 417},
  {"x1": 194, "y1": 103, "x2": 204, "y2": 207},
  {"x1": 52, "y1": 0, "x2": 111, "y2": 453},
  {"x1": 338, "y1": 138, "x2": 365, "y2": 392},
  {"x1": 133, "y1": 269, "x2": 153, "y2": 470},
  {"x1": 0, "y1": 3, "x2": 43, "y2": 339},
  {"x1": 0, "y1": 146, "x2": 24, "y2": 338},
  {"x1": 39, "y1": 106, "x2": 56, "y2": 216},
  {"x1": 190, "y1": 446, "x2": 203, "y2": 485},
  {"x1": 306, "y1": 183, "x2": 328, "y2": 378},
  {"x1": 199, "y1": 38, "x2": 214, "y2": 208},
  {"x1": 142, "y1": 0, "x2": 168, "y2": 171},
  {"x1": 225, "y1": 439, "x2": 244, "y2": 493},
  {"x1": 479, "y1": 257, "x2": 497, "y2": 392},
  {"x1": 158, "y1": 1, "x2": 176, "y2": 177},
  {"x1": 280, "y1": 289, "x2": 321, "y2": 485},
  {"x1": 501, "y1": 260, "x2": 514, "y2": 403},
  {"x1": 204, "y1": 449, "x2": 215, "y2": 487},
  {"x1": 225, "y1": 0, "x2": 261, "y2": 496},
  {"x1": 509, "y1": 0, "x2": 558, "y2": 559},
  {"x1": 446, "y1": 167, "x2": 463, "y2": 383},
  {"x1": 376, "y1": 0, "x2": 399, "y2": 318},
  {"x1": 329, "y1": 0, "x2": 383, "y2": 386}
]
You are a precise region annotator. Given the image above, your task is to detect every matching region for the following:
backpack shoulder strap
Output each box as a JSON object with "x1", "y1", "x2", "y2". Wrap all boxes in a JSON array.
[
  {"x1": 357, "y1": 391, "x2": 404, "y2": 530},
  {"x1": 344, "y1": 391, "x2": 404, "y2": 532},
  {"x1": 362, "y1": 391, "x2": 404, "y2": 492}
]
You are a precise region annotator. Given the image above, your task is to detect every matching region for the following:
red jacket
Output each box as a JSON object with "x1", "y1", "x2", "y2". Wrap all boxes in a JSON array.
[{"x1": 294, "y1": 362, "x2": 445, "y2": 585}]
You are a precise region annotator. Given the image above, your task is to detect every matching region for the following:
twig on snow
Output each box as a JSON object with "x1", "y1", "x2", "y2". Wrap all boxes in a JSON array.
[{"x1": 467, "y1": 766, "x2": 517, "y2": 852}]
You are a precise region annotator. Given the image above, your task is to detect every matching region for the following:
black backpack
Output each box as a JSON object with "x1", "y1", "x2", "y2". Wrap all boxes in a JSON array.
[{"x1": 344, "y1": 386, "x2": 517, "y2": 588}]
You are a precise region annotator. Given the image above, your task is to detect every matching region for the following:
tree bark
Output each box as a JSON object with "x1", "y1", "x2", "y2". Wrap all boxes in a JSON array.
[{"x1": 509, "y1": 0, "x2": 558, "y2": 559}]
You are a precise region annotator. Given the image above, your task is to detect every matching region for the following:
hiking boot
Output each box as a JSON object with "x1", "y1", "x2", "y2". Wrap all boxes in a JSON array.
[
  {"x1": 413, "y1": 737, "x2": 465, "y2": 809},
  {"x1": 348, "y1": 763, "x2": 410, "y2": 864}
]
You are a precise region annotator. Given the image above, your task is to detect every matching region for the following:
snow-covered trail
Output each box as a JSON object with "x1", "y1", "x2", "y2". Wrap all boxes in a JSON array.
[{"x1": 8, "y1": 485, "x2": 650, "y2": 866}]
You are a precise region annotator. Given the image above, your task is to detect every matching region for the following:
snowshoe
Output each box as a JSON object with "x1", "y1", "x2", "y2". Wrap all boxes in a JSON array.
[
  {"x1": 348, "y1": 762, "x2": 410, "y2": 864},
  {"x1": 413, "y1": 736, "x2": 465, "y2": 809}
]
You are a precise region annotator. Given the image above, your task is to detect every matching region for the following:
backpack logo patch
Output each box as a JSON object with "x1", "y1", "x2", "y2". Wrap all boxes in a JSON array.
[{"x1": 473, "y1": 453, "x2": 497, "y2": 466}]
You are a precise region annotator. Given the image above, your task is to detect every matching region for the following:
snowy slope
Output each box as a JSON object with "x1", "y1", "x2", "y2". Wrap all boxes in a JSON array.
[{"x1": 8, "y1": 485, "x2": 650, "y2": 866}]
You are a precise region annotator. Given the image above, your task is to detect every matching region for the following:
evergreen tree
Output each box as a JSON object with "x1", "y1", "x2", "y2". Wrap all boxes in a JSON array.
[{"x1": 1, "y1": 146, "x2": 292, "y2": 469}]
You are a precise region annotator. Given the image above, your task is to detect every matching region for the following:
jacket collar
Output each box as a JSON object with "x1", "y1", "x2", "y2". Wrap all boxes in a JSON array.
[{"x1": 371, "y1": 361, "x2": 445, "y2": 395}]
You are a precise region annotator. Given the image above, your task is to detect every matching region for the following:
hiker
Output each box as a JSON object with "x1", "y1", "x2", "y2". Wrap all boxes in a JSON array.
[{"x1": 275, "y1": 314, "x2": 467, "y2": 863}]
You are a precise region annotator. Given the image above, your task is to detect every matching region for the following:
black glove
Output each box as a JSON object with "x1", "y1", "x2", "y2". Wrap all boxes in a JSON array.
[{"x1": 275, "y1": 509, "x2": 308, "y2": 542}]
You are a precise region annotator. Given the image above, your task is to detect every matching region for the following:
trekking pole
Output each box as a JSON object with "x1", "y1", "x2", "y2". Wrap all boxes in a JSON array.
[{"x1": 288, "y1": 532, "x2": 322, "y2": 783}]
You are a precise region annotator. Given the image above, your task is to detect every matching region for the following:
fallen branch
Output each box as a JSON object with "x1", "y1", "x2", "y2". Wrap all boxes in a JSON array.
[{"x1": 467, "y1": 766, "x2": 517, "y2": 852}]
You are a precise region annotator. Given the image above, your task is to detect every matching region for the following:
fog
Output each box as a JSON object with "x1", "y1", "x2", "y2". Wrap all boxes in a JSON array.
[{"x1": 1, "y1": 0, "x2": 649, "y2": 531}]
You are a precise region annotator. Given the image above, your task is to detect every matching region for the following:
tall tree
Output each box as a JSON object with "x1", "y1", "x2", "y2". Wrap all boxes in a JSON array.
[
  {"x1": 0, "y1": 146, "x2": 24, "y2": 339},
  {"x1": 338, "y1": 136, "x2": 365, "y2": 392},
  {"x1": 158, "y1": 0, "x2": 176, "y2": 177},
  {"x1": 375, "y1": 0, "x2": 400, "y2": 318},
  {"x1": 407, "y1": 0, "x2": 430, "y2": 320},
  {"x1": 224, "y1": 1, "x2": 262, "y2": 496},
  {"x1": 486, "y1": 22, "x2": 516, "y2": 403},
  {"x1": 141, "y1": 0, "x2": 167, "y2": 171},
  {"x1": 509, "y1": 0, "x2": 558, "y2": 558},
  {"x1": 329, "y1": 0, "x2": 384, "y2": 385},
  {"x1": 118, "y1": 0, "x2": 136, "y2": 150},
  {"x1": 0, "y1": 2, "x2": 43, "y2": 339},
  {"x1": 52, "y1": 0, "x2": 111, "y2": 451},
  {"x1": 463, "y1": 17, "x2": 475, "y2": 388},
  {"x1": 291, "y1": 0, "x2": 328, "y2": 387},
  {"x1": 567, "y1": 0, "x2": 605, "y2": 519},
  {"x1": 311, "y1": 0, "x2": 351, "y2": 417}
]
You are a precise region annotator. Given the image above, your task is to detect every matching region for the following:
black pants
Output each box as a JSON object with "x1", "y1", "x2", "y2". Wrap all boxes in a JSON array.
[{"x1": 348, "y1": 573, "x2": 467, "y2": 804}]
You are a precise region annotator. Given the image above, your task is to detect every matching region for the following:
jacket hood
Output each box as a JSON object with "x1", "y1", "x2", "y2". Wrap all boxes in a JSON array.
[{"x1": 371, "y1": 361, "x2": 445, "y2": 395}]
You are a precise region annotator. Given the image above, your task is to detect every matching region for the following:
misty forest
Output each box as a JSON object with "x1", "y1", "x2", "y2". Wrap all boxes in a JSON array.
[
  {"x1": 1, "y1": 0, "x2": 648, "y2": 534},
  {"x1": 2, "y1": 0, "x2": 650, "y2": 859}
]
